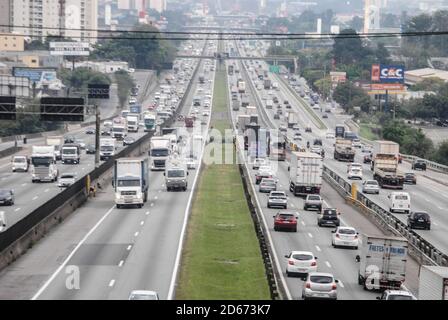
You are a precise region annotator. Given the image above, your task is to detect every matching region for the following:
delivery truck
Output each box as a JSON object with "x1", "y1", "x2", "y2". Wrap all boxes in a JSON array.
[
  {"x1": 126, "y1": 115, "x2": 139, "y2": 132},
  {"x1": 287, "y1": 112, "x2": 297, "y2": 128},
  {"x1": 418, "y1": 265, "x2": 448, "y2": 300},
  {"x1": 113, "y1": 158, "x2": 149, "y2": 208},
  {"x1": 165, "y1": 156, "x2": 189, "y2": 191},
  {"x1": 289, "y1": 151, "x2": 323, "y2": 196},
  {"x1": 149, "y1": 137, "x2": 171, "y2": 171},
  {"x1": 100, "y1": 138, "x2": 116, "y2": 161},
  {"x1": 46, "y1": 135, "x2": 63, "y2": 160},
  {"x1": 357, "y1": 234, "x2": 408, "y2": 291},
  {"x1": 334, "y1": 138, "x2": 355, "y2": 162},
  {"x1": 61, "y1": 144, "x2": 81, "y2": 164}
]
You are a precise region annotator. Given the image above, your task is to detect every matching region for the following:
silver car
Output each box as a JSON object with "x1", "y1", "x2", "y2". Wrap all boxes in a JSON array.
[
  {"x1": 267, "y1": 191, "x2": 288, "y2": 209},
  {"x1": 58, "y1": 173, "x2": 76, "y2": 188},
  {"x1": 302, "y1": 272, "x2": 338, "y2": 300},
  {"x1": 259, "y1": 178, "x2": 277, "y2": 193},
  {"x1": 362, "y1": 180, "x2": 380, "y2": 194}
]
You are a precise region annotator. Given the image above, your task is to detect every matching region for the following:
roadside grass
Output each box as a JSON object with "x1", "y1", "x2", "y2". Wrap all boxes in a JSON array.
[
  {"x1": 359, "y1": 123, "x2": 381, "y2": 141},
  {"x1": 176, "y1": 68, "x2": 271, "y2": 300}
]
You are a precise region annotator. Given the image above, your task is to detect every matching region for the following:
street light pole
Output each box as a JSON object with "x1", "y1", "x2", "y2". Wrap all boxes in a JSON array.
[{"x1": 94, "y1": 104, "x2": 100, "y2": 168}]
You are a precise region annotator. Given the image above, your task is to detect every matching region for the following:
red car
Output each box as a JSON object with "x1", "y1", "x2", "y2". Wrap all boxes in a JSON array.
[{"x1": 273, "y1": 212, "x2": 298, "y2": 232}]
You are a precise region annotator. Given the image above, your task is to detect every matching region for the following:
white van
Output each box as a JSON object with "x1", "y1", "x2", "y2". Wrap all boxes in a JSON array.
[{"x1": 388, "y1": 192, "x2": 411, "y2": 214}]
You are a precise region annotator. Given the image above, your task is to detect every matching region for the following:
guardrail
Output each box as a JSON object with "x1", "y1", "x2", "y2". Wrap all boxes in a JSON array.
[{"x1": 323, "y1": 165, "x2": 448, "y2": 267}]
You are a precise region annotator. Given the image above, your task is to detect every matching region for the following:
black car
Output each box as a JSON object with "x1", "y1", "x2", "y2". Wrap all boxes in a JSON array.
[
  {"x1": 322, "y1": 113, "x2": 328, "y2": 118},
  {"x1": 123, "y1": 136, "x2": 135, "y2": 146},
  {"x1": 101, "y1": 128, "x2": 111, "y2": 136},
  {"x1": 412, "y1": 159, "x2": 427, "y2": 171},
  {"x1": 274, "y1": 113, "x2": 280, "y2": 120},
  {"x1": 363, "y1": 154, "x2": 372, "y2": 164},
  {"x1": 404, "y1": 172, "x2": 417, "y2": 184},
  {"x1": 273, "y1": 96, "x2": 279, "y2": 103},
  {"x1": 317, "y1": 208, "x2": 340, "y2": 227},
  {"x1": 407, "y1": 211, "x2": 431, "y2": 230},
  {"x1": 86, "y1": 144, "x2": 96, "y2": 154},
  {"x1": 0, "y1": 189, "x2": 14, "y2": 206},
  {"x1": 313, "y1": 139, "x2": 322, "y2": 146},
  {"x1": 305, "y1": 127, "x2": 312, "y2": 133},
  {"x1": 64, "y1": 135, "x2": 75, "y2": 144}
]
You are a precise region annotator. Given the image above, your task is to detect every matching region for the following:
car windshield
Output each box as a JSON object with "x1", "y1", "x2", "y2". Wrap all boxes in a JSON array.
[
  {"x1": 366, "y1": 181, "x2": 378, "y2": 185},
  {"x1": 310, "y1": 276, "x2": 333, "y2": 284},
  {"x1": 63, "y1": 149, "x2": 76, "y2": 154},
  {"x1": 117, "y1": 179, "x2": 140, "y2": 187},
  {"x1": 324, "y1": 209, "x2": 337, "y2": 216},
  {"x1": 0, "y1": 190, "x2": 11, "y2": 196},
  {"x1": 167, "y1": 170, "x2": 185, "y2": 178},
  {"x1": 405, "y1": 173, "x2": 415, "y2": 176},
  {"x1": 279, "y1": 214, "x2": 294, "y2": 219},
  {"x1": 129, "y1": 293, "x2": 158, "y2": 300},
  {"x1": 292, "y1": 254, "x2": 313, "y2": 261},
  {"x1": 338, "y1": 228, "x2": 356, "y2": 235},
  {"x1": 387, "y1": 295, "x2": 413, "y2": 300},
  {"x1": 308, "y1": 195, "x2": 321, "y2": 201},
  {"x1": 61, "y1": 175, "x2": 75, "y2": 179},
  {"x1": 262, "y1": 181, "x2": 275, "y2": 186},
  {"x1": 414, "y1": 212, "x2": 428, "y2": 219},
  {"x1": 151, "y1": 149, "x2": 169, "y2": 157},
  {"x1": 14, "y1": 157, "x2": 26, "y2": 163},
  {"x1": 100, "y1": 146, "x2": 114, "y2": 151},
  {"x1": 395, "y1": 195, "x2": 408, "y2": 200}
]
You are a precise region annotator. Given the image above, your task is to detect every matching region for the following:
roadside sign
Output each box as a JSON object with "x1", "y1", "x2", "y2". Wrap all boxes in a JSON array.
[
  {"x1": 269, "y1": 65, "x2": 280, "y2": 74},
  {"x1": 49, "y1": 42, "x2": 90, "y2": 56}
]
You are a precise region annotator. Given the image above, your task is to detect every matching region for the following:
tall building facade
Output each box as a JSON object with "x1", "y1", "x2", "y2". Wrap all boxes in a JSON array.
[
  {"x1": 0, "y1": 0, "x2": 11, "y2": 32},
  {"x1": 150, "y1": 0, "x2": 166, "y2": 13},
  {"x1": 9, "y1": 0, "x2": 98, "y2": 44}
]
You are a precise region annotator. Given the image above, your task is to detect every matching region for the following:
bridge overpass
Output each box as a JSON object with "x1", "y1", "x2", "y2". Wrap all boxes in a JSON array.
[{"x1": 184, "y1": 25, "x2": 261, "y2": 33}]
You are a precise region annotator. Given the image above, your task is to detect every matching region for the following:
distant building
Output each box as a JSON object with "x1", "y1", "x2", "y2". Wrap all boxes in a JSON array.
[
  {"x1": 65, "y1": 60, "x2": 130, "y2": 73},
  {"x1": 0, "y1": 33, "x2": 25, "y2": 52},
  {"x1": 405, "y1": 68, "x2": 448, "y2": 86}
]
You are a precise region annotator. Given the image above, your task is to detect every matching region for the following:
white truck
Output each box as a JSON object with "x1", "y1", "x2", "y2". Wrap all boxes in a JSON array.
[
  {"x1": 372, "y1": 140, "x2": 404, "y2": 189},
  {"x1": 126, "y1": 115, "x2": 139, "y2": 133},
  {"x1": 246, "y1": 105, "x2": 257, "y2": 115},
  {"x1": 149, "y1": 137, "x2": 171, "y2": 171},
  {"x1": 165, "y1": 156, "x2": 189, "y2": 191},
  {"x1": 289, "y1": 151, "x2": 323, "y2": 196},
  {"x1": 46, "y1": 135, "x2": 63, "y2": 160},
  {"x1": 30, "y1": 146, "x2": 58, "y2": 183},
  {"x1": 100, "y1": 138, "x2": 116, "y2": 161},
  {"x1": 357, "y1": 234, "x2": 408, "y2": 291},
  {"x1": 287, "y1": 112, "x2": 297, "y2": 128},
  {"x1": 113, "y1": 158, "x2": 149, "y2": 209},
  {"x1": 237, "y1": 80, "x2": 246, "y2": 93},
  {"x1": 418, "y1": 265, "x2": 448, "y2": 300},
  {"x1": 112, "y1": 116, "x2": 127, "y2": 140},
  {"x1": 61, "y1": 144, "x2": 81, "y2": 164}
]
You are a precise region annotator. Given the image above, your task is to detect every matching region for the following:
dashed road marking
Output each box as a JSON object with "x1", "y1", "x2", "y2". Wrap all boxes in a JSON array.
[
  {"x1": 21, "y1": 183, "x2": 27, "y2": 187},
  {"x1": 140, "y1": 221, "x2": 145, "y2": 226},
  {"x1": 134, "y1": 231, "x2": 139, "y2": 237},
  {"x1": 150, "y1": 203, "x2": 154, "y2": 207},
  {"x1": 44, "y1": 189, "x2": 49, "y2": 193},
  {"x1": 433, "y1": 222, "x2": 439, "y2": 226},
  {"x1": 32, "y1": 196, "x2": 38, "y2": 200},
  {"x1": 145, "y1": 211, "x2": 150, "y2": 215},
  {"x1": 118, "y1": 260, "x2": 124, "y2": 267},
  {"x1": 154, "y1": 196, "x2": 158, "y2": 200},
  {"x1": 325, "y1": 261, "x2": 332, "y2": 268},
  {"x1": 301, "y1": 221, "x2": 305, "y2": 226},
  {"x1": 338, "y1": 281, "x2": 344, "y2": 288},
  {"x1": 81, "y1": 168, "x2": 85, "y2": 171},
  {"x1": 315, "y1": 245, "x2": 321, "y2": 252},
  {"x1": 158, "y1": 190, "x2": 162, "y2": 193},
  {"x1": 14, "y1": 208, "x2": 21, "y2": 212},
  {"x1": 308, "y1": 233, "x2": 313, "y2": 238},
  {"x1": 127, "y1": 245, "x2": 132, "y2": 251},
  {"x1": 108, "y1": 279, "x2": 115, "y2": 287}
]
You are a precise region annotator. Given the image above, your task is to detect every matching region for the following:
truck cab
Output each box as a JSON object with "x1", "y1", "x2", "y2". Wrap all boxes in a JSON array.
[
  {"x1": 100, "y1": 138, "x2": 116, "y2": 161},
  {"x1": 127, "y1": 115, "x2": 139, "y2": 133},
  {"x1": 164, "y1": 157, "x2": 189, "y2": 191},
  {"x1": 149, "y1": 137, "x2": 171, "y2": 171},
  {"x1": 113, "y1": 158, "x2": 149, "y2": 209},
  {"x1": 31, "y1": 146, "x2": 58, "y2": 183},
  {"x1": 61, "y1": 144, "x2": 81, "y2": 164}
]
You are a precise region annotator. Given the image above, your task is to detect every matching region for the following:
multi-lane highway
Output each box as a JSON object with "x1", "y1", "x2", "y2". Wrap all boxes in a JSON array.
[
  {"x1": 228, "y1": 40, "x2": 422, "y2": 299},
  {"x1": 0, "y1": 37, "x2": 218, "y2": 300}
]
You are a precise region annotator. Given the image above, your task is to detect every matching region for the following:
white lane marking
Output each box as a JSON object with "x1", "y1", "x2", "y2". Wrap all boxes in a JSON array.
[
  {"x1": 315, "y1": 245, "x2": 321, "y2": 252},
  {"x1": 140, "y1": 221, "x2": 145, "y2": 226},
  {"x1": 118, "y1": 260, "x2": 124, "y2": 267},
  {"x1": 154, "y1": 196, "x2": 158, "y2": 200},
  {"x1": 81, "y1": 168, "x2": 85, "y2": 171},
  {"x1": 150, "y1": 203, "x2": 154, "y2": 207},
  {"x1": 1, "y1": 177, "x2": 5, "y2": 181},
  {"x1": 21, "y1": 183, "x2": 27, "y2": 187},
  {"x1": 325, "y1": 261, "x2": 332, "y2": 268},
  {"x1": 127, "y1": 245, "x2": 132, "y2": 251},
  {"x1": 44, "y1": 189, "x2": 49, "y2": 193},
  {"x1": 31, "y1": 205, "x2": 116, "y2": 300},
  {"x1": 14, "y1": 208, "x2": 21, "y2": 212},
  {"x1": 134, "y1": 231, "x2": 139, "y2": 237},
  {"x1": 338, "y1": 281, "x2": 344, "y2": 288},
  {"x1": 145, "y1": 211, "x2": 150, "y2": 215},
  {"x1": 108, "y1": 279, "x2": 115, "y2": 287},
  {"x1": 301, "y1": 221, "x2": 305, "y2": 226},
  {"x1": 158, "y1": 190, "x2": 162, "y2": 193},
  {"x1": 290, "y1": 203, "x2": 295, "y2": 208},
  {"x1": 433, "y1": 221, "x2": 439, "y2": 226},
  {"x1": 425, "y1": 198, "x2": 430, "y2": 202},
  {"x1": 32, "y1": 196, "x2": 38, "y2": 201},
  {"x1": 161, "y1": 184, "x2": 165, "y2": 187},
  {"x1": 308, "y1": 233, "x2": 313, "y2": 238}
]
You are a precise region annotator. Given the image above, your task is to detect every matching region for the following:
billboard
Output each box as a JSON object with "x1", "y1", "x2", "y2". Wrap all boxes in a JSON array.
[
  {"x1": 330, "y1": 71, "x2": 346, "y2": 89},
  {"x1": 50, "y1": 42, "x2": 90, "y2": 56},
  {"x1": 12, "y1": 67, "x2": 57, "y2": 83},
  {"x1": 371, "y1": 83, "x2": 405, "y2": 91},
  {"x1": 372, "y1": 64, "x2": 405, "y2": 83}
]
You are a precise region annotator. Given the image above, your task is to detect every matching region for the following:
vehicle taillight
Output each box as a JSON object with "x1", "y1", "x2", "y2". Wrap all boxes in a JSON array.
[
  {"x1": 354, "y1": 235, "x2": 358, "y2": 239},
  {"x1": 288, "y1": 260, "x2": 294, "y2": 265},
  {"x1": 311, "y1": 261, "x2": 317, "y2": 266},
  {"x1": 306, "y1": 283, "x2": 311, "y2": 289},
  {"x1": 336, "y1": 234, "x2": 340, "y2": 238},
  {"x1": 332, "y1": 284, "x2": 337, "y2": 290}
]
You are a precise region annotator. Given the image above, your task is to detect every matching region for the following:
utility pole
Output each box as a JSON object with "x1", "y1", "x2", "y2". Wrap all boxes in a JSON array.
[{"x1": 94, "y1": 105, "x2": 100, "y2": 168}]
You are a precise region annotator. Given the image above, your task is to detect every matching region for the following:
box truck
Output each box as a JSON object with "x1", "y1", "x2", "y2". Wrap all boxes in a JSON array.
[
  {"x1": 127, "y1": 115, "x2": 139, "y2": 132},
  {"x1": 334, "y1": 138, "x2": 355, "y2": 162},
  {"x1": 46, "y1": 135, "x2": 63, "y2": 160},
  {"x1": 418, "y1": 265, "x2": 448, "y2": 300},
  {"x1": 149, "y1": 137, "x2": 171, "y2": 171},
  {"x1": 100, "y1": 138, "x2": 116, "y2": 161},
  {"x1": 61, "y1": 144, "x2": 81, "y2": 164},
  {"x1": 30, "y1": 146, "x2": 58, "y2": 182},
  {"x1": 372, "y1": 140, "x2": 404, "y2": 189},
  {"x1": 289, "y1": 151, "x2": 323, "y2": 196},
  {"x1": 113, "y1": 158, "x2": 149, "y2": 208}
]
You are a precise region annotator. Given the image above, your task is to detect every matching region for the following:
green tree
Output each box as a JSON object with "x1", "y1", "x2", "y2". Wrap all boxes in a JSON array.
[
  {"x1": 332, "y1": 29, "x2": 371, "y2": 66},
  {"x1": 332, "y1": 81, "x2": 369, "y2": 112},
  {"x1": 433, "y1": 141, "x2": 448, "y2": 165},
  {"x1": 348, "y1": 16, "x2": 364, "y2": 32},
  {"x1": 410, "y1": 77, "x2": 445, "y2": 91},
  {"x1": 115, "y1": 70, "x2": 135, "y2": 107},
  {"x1": 59, "y1": 68, "x2": 111, "y2": 94},
  {"x1": 314, "y1": 76, "x2": 332, "y2": 100},
  {"x1": 375, "y1": 42, "x2": 391, "y2": 64}
]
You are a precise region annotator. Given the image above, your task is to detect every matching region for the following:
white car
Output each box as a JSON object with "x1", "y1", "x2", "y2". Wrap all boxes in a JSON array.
[
  {"x1": 348, "y1": 167, "x2": 363, "y2": 180},
  {"x1": 252, "y1": 158, "x2": 268, "y2": 170},
  {"x1": 58, "y1": 173, "x2": 76, "y2": 188},
  {"x1": 302, "y1": 272, "x2": 338, "y2": 300},
  {"x1": 185, "y1": 156, "x2": 197, "y2": 170},
  {"x1": 128, "y1": 290, "x2": 159, "y2": 300},
  {"x1": 331, "y1": 227, "x2": 359, "y2": 249},
  {"x1": 326, "y1": 132, "x2": 335, "y2": 139},
  {"x1": 377, "y1": 290, "x2": 417, "y2": 300},
  {"x1": 202, "y1": 111, "x2": 210, "y2": 117},
  {"x1": 310, "y1": 146, "x2": 322, "y2": 155},
  {"x1": 362, "y1": 180, "x2": 380, "y2": 194},
  {"x1": 285, "y1": 251, "x2": 317, "y2": 277}
]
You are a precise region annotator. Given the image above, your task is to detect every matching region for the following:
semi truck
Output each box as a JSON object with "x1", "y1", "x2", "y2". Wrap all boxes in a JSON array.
[
  {"x1": 335, "y1": 124, "x2": 345, "y2": 138},
  {"x1": 371, "y1": 140, "x2": 404, "y2": 189},
  {"x1": 61, "y1": 144, "x2": 81, "y2": 164},
  {"x1": 264, "y1": 79, "x2": 272, "y2": 90},
  {"x1": 100, "y1": 138, "x2": 116, "y2": 161},
  {"x1": 418, "y1": 265, "x2": 448, "y2": 300},
  {"x1": 149, "y1": 137, "x2": 171, "y2": 171},
  {"x1": 357, "y1": 234, "x2": 407, "y2": 291},
  {"x1": 126, "y1": 115, "x2": 139, "y2": 132},
  {"x1": 228, "y1": 65, "x2": 234, "y2": 75},
  {"x1": 46, "y1": 135, "x2": 63, "y2": 160},
  {"x1": 165, "y1": 156, "x2": 189, "y2": 191},
  {"x1": 334, "y1": 138, "x2": 355, "y2": 162},
  {"x1": 113, "y1": 158, "x2": 149, "y2": 209},
  {"x1": 112, "y1": 116, "x2": 127, "y2": 140},
  {"x1": 30, "y1": 146, "x2": 58, "y2": 183},
  {"x1": 198, "y1": 74, "x2": 205, "y2": 84},
  {"x1": 237, "y1": 79, "x2": 246, "y2": 94},
  {"x1": 289, "y1": 151, "x2": 323, "y2": 196},
  {"x1": 143, "y1": 113, "x2": 156, "y2": 132},
  {"x1": 287, "y1": 112, "x2": 297, "y2": 128}
]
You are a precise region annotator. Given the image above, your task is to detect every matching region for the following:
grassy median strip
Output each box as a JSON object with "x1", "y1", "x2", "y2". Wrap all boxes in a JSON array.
[
  {"x1": 176, "y1": 67, "x2": 271, "y2": 300},
  {"x1": 359, "y1": 123, "x2": 381, "y2": 141}
]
